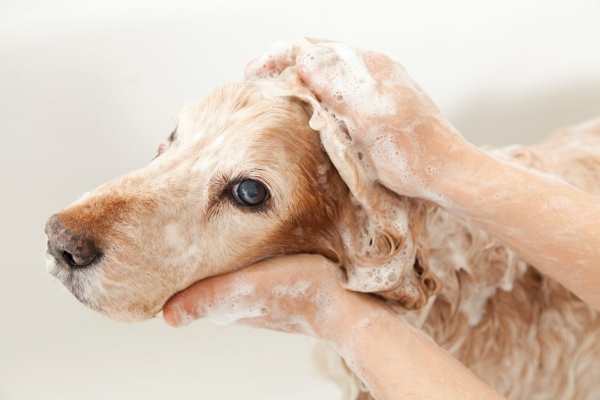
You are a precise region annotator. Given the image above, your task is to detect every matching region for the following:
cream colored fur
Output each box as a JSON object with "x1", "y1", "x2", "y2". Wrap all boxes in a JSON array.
[{"x1": 46, "y1": 71, "x2": 600, "y2": 399}]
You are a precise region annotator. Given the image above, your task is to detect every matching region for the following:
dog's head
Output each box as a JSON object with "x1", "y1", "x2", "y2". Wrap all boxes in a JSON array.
[{"x1": 45, "y1": 69, "x2": 440, "y2": 322}]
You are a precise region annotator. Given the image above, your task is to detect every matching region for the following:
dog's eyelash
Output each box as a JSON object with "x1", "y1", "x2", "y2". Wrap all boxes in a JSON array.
[{"x1": 206, "y1": 174, "x2": 272, "y2": 215}]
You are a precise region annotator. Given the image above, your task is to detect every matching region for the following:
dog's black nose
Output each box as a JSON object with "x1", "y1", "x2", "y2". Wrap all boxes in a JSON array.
[{"x1": 45, "y1": 214, "x2": 100, "y2": 268}]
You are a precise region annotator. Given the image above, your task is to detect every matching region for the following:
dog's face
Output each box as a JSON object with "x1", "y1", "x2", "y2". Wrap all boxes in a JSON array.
[
  {"x1": 45, "y1": 71, "x2": 440, "y2": 322},
  {"x1": 45, "y1": 79, "x2": 348, "y2": 321}
]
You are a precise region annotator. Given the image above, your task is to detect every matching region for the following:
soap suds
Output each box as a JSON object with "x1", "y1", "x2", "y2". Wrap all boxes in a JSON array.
[
  {"x1": 266, "y1": 63, "x2": 429, "y2": 304},
  {"x1": 300, "y1": 42, "x2": 396, "y2": 123},
  {"x1": 203, "y1": 282, "x2": 266, "y2": 326}
]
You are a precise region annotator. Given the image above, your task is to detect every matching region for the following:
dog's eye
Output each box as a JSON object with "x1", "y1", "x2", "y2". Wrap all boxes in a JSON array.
[{"x1": 233, "y1": 179, "x2": 269, "y2": 206}]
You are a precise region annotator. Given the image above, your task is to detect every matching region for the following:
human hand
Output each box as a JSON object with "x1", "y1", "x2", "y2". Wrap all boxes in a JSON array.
[
  {"x1": 162, "y1": 254, "x2": 376, "y2": 339},
  {"x1": 163, "y1": 254, "x2": 504, "y2": 400},
  {"x1": 246, "y1": 39, "x2": 472, "y2": 203}
]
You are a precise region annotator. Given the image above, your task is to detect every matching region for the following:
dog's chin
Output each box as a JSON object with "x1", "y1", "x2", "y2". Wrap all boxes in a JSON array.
[
  {"x1": 98, "y1": 307, "x2": 160, "y2": 323},
  {"x1": 47, "y1": 258, "x2": 163, "y2": 323},
  {"x1": 47, "y1": 257, "x2": 101, "y2": 308}
]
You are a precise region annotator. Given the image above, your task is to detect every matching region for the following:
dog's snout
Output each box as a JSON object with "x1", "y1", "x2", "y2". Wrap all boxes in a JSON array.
[{"x1": 45, "y1": 214, "x2": 100, "y2": 268}]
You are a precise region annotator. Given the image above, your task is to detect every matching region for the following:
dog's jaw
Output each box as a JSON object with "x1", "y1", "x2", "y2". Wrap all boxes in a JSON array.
[{"x1": 45, "y1": 78, "x2": 350, "y2": 322}]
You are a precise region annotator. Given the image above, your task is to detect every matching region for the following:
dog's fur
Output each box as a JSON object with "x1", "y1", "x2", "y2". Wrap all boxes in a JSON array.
[{"x1": 45, "y1": 69, "x2": 600, "y2": 399}]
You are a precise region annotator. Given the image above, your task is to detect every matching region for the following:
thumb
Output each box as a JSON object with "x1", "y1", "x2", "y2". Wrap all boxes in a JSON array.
[
  {"x1": 163, "y1": 273, "x2": 265, "y2": 328},
  {"x1": 162, "y1": 280, "x2": 214, "y2": 327}
]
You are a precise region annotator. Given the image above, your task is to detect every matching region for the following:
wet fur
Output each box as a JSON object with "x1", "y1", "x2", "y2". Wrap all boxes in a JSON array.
[{"x1": 46, "y1": 75, "x2": 600, "y2": 399}]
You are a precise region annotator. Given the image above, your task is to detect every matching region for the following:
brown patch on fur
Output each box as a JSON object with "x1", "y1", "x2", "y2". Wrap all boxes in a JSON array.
[
  {"x1": 253, "y1": 97, "x2": 349, "y2": 262},
  {"x1": 57, "y1": 190, "x2": 157, "y2": 248},
  {"x1": 45, "y1": 72, "x2": 600, "y2": 399}
]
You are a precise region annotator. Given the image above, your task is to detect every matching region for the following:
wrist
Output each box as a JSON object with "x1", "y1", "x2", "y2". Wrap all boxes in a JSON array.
[
  {"x1": 428, "y1": 142, "x2": 504, "y2": 213},
  {"x1": 314, "y1": 292, "x2": 506, "y2": 400},
  {"x1": 417, "y1": 127, "x2": 486, "y2": 210},
  {"x1": 313, "y1": 290, "x2": 390, "y2": 344}
]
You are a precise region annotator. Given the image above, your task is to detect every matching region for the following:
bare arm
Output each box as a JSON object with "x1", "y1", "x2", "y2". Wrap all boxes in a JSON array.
[
  {"x1": 161, "y1": 40, "x2": 599, "y2": 398},
  {"x1": 163, "y1": 255, "x2": 504, "y2": 399},
  {"x1": 247, "y1": 39, "x2": 600, "y2": 311},
  {"x1": 432, "y1": 141, "x2": 600, "y2": 309}
]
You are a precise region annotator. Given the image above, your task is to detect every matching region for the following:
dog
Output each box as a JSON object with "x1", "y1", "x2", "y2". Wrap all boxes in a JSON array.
[{"x1": 45, "y1": 67, "x2": 600, "y2": 399}]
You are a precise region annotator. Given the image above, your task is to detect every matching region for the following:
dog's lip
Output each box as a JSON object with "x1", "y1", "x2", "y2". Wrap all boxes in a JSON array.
[
  {"x1": 48, "y1": 265, "x2": 104, "y2": 313},
  {"x1": 46, "y1": 244, "x2": 103, "y2": 273},
  {"x1": 46, "y1": 250, "x2": 67, "y2": 277}
]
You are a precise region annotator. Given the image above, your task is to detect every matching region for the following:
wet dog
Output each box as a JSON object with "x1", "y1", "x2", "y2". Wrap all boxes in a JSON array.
[{"x1": 46, "y1": 69, "x2": 600, "y2": 399}]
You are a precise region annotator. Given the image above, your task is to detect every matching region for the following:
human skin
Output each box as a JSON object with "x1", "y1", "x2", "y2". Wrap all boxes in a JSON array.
[
  {"x1": 163, "y1": 255, "x2": 503, "y2": 399},
  {"x1": 292, "y1": 41, "x2": 600, "y2": 311},
  {"x1": 163, "y1": 40, "x2": 600, "y2": 398},
  {"x1": 242, "y1": 39, "x2": 600, "y2": 311}
]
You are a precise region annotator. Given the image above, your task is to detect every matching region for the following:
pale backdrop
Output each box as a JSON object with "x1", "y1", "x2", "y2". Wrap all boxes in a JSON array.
[{"x1": 1, "y1": 0, "x2": 599, "y2": 399}]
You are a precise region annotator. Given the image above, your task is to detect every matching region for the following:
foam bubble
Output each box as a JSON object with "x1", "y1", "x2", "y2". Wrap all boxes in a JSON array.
[
  {"x1": 303, "y1": 42, "x2": 396, "y2": 120},
  {"x1": 271, "y1": 281, "x2": 311, "y2": 299},
  {"x1": 278, "y1": 64, "x2": 422, "y2": 296},
  {"x1": 203, "y1": 282, "x2": 266, "y2": 326}
]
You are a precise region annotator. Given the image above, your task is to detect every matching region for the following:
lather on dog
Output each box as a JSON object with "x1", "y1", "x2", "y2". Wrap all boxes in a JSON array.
[{"x1": 45, "y1": 40, "x2": 600, "y2": 399}]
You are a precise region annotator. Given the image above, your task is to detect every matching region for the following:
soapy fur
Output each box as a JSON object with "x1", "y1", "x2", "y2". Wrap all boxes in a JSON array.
[{"x1": 46, "y1": 66, "x2": 600, "y2": 399}]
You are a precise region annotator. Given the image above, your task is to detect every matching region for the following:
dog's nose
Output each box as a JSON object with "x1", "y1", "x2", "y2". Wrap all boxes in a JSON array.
[{"x1": 45, "y1": 214, "x2": 100, "y2": 268}]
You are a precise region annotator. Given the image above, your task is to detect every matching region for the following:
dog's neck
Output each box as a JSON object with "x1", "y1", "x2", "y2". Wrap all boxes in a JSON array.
[{"x1": 418, "y1": 203, "x2": 529, "y2": 326}]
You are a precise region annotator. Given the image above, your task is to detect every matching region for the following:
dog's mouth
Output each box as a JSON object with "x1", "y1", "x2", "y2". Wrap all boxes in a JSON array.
[{"x1": 47, "y1": 251, "x2": 103, "y2": 312}]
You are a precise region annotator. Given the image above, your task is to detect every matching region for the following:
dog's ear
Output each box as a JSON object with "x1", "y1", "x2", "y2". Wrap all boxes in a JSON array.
[
  {"x1": 297, "y1": 83, "x2": 440, "y2": 310},
  {"x1": 271, "y1": 67, "x2": 441, "y2": 310},
  {"x1": 336, "y1": 186, "x2": 442, "y2": 310}
]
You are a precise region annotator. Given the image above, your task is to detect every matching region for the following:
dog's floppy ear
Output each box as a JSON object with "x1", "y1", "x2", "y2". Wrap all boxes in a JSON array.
[
  {"x1": 324, "y1": 131, "x2": 441, "y2": 309},
  {"x1": 332, "y1": 191, "x2": 442, "y2": 310},
  {"x1": 282, "y1": 68, "x2": 441, "y2": 309},
  {"x1": 331, "y1": 165, "x2": 442, "y2": 310},
  {"x1": 269, "y1": 67, "x2": 441, "y2": 310}
]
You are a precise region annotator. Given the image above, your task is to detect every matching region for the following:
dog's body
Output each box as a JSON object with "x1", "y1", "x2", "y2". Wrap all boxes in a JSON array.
[
  {"x1": 45, "y1": 70, "x2": 600, "y2": 399},
  {"x1": 421, "y1": 123, "x2": 600, "y2": 399}
]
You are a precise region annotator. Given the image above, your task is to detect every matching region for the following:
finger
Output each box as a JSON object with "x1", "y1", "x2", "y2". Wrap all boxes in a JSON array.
[
  {"x1": 165, "y1": 272, "x2": 270, "y2": 327},
  {"x1": 298, "y1": 42, "x2": 362, "y2": 108},
  {"x1": 163, "y1": 255, "x2": 333, "y2": 327},
  {"x1": 162, "y1": 279, "x2": 216, "y2": 327},
  {"x1": 244, "y1": 40, "x2": 303, "y2": 80},
  {"x1": 296, "y1": 42, "x2": 350, "y2": 114},
  {"x1": 298, "y1": 42, "x2": 396, "y2": 124},
  {"x1": 162, "y1": 257, "x2": 294, "y2": 327},
  {"x1": 244, "y1": 38, "x2": 340, "y2": 80}
]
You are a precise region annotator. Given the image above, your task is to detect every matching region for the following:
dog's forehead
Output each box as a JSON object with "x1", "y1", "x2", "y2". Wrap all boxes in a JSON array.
[{"x1": 173, "y1": 82, "x2": 313, "y2": 172}]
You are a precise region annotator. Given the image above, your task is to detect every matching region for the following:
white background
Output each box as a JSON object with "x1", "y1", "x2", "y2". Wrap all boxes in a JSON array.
[{"x1": 1, "y1": 1, "x2": 599, "y2": 399}]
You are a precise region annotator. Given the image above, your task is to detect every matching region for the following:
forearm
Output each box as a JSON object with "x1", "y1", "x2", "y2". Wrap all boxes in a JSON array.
[
  {"x1": 430, "y1": 141, "x2": 600, "y2": 310},
  {"x1": 319, "y1": 296, "x2": 504, "y2": 399},
  {"x1": 164, "y1": 253, "x2": 503, "y2": 398}
]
